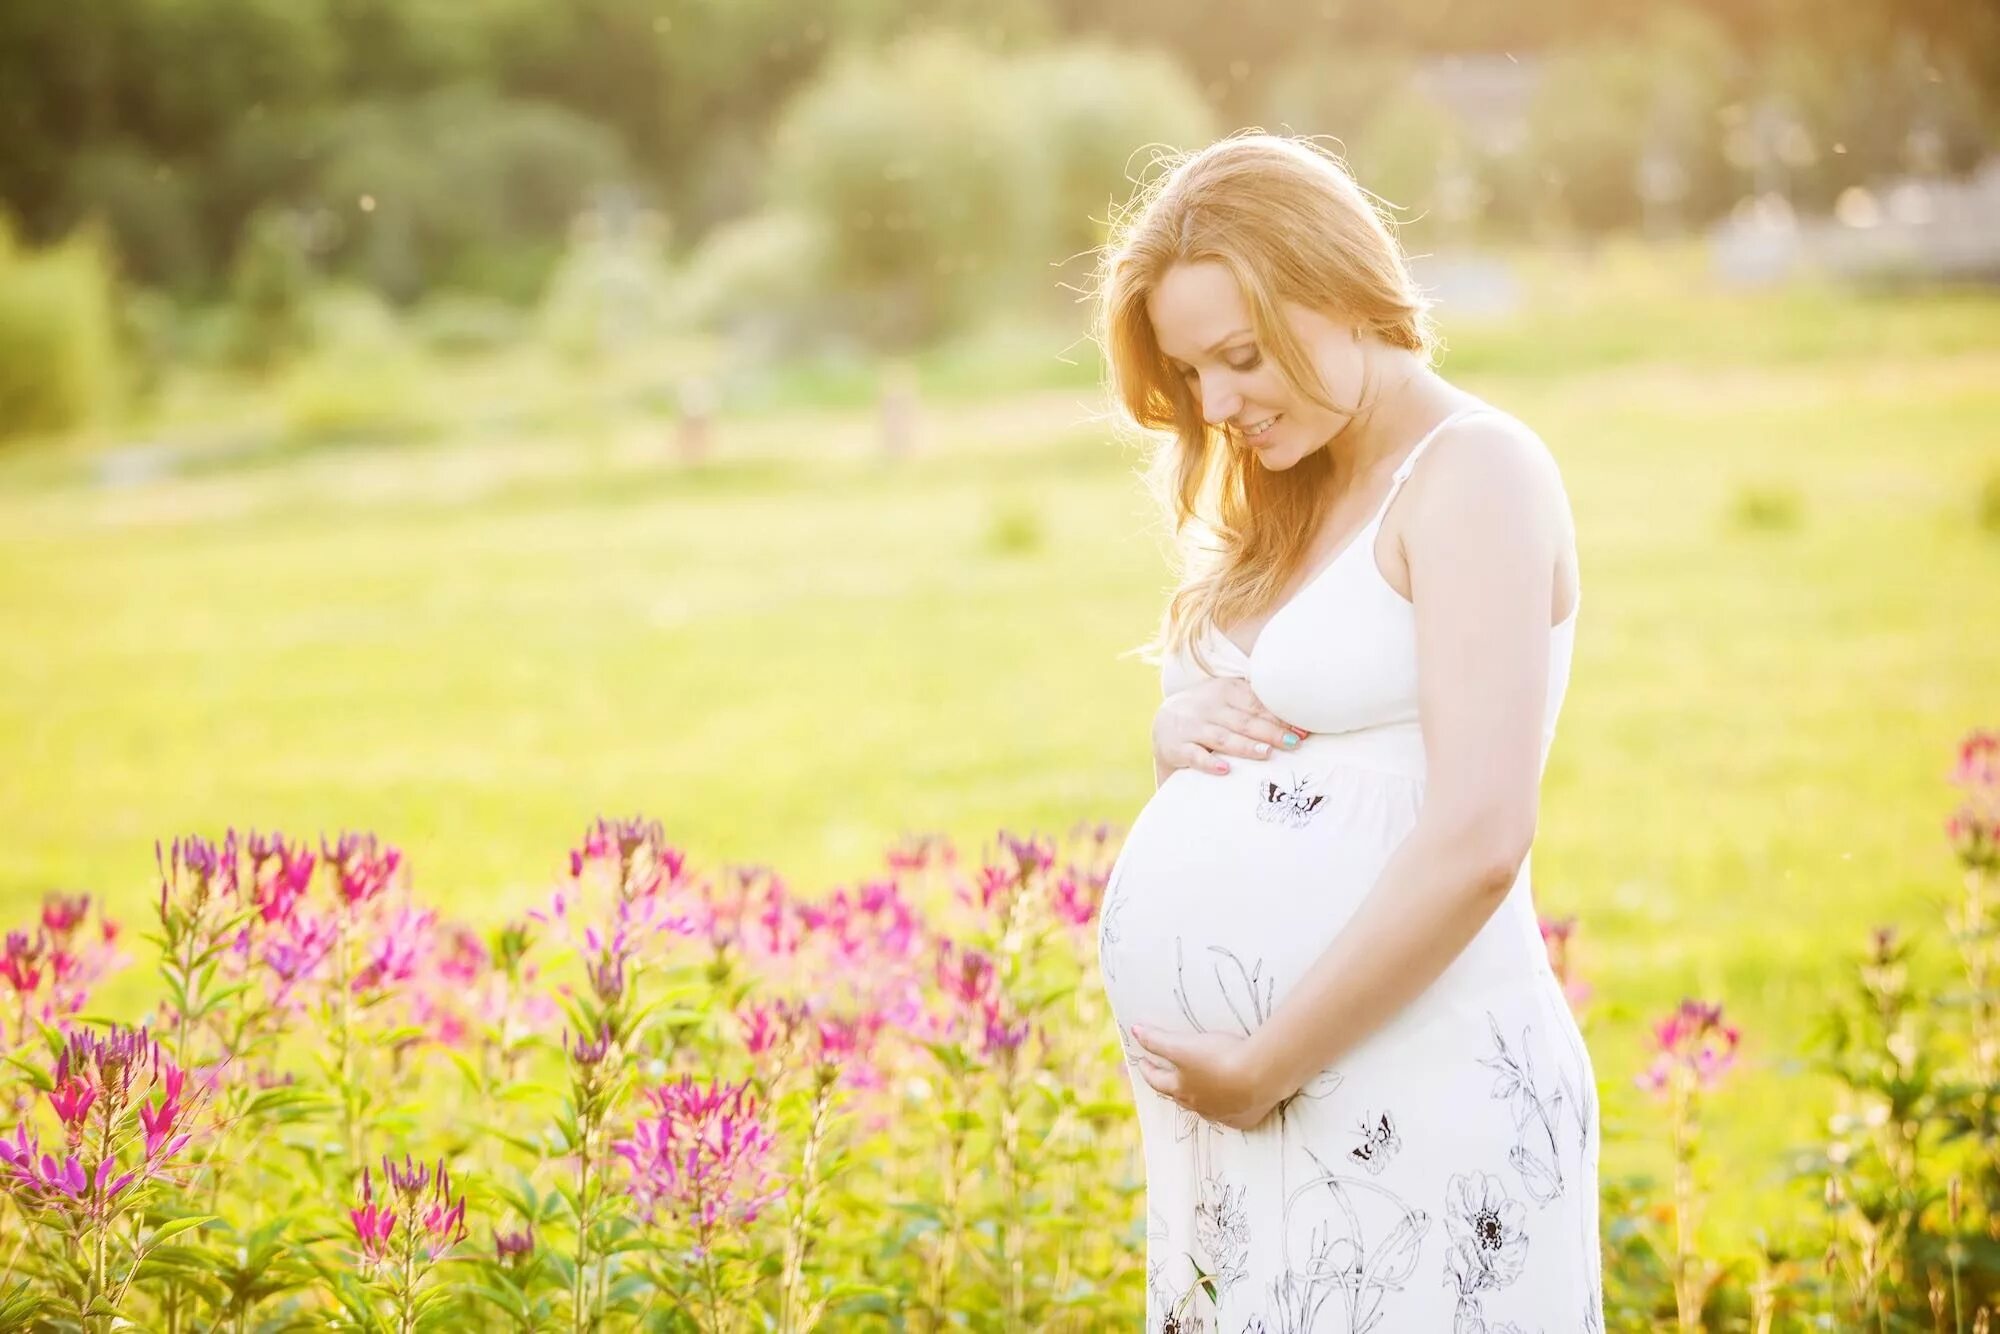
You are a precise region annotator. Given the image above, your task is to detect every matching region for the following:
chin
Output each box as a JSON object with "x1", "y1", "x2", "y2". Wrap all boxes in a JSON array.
[{"x1": 1251, "y1": 442, "x2": 1308, "y2": 470}]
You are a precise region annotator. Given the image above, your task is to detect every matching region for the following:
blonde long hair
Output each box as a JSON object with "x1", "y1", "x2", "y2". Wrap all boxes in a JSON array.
[{"x1": 1095, "y1": 132, "x2": 1439, "y2": 676}]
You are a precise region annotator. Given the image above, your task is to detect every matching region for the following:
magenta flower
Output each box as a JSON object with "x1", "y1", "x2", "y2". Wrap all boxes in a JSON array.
[
  {"x1": 933, "y1": 940, "x2": 997, "y2": 1009},
  {"x1": 40, "y1": 894, "x2": 90, "y2": 939},
  {"x1": 259, "y1": 910, "x2": 337, "y2": 996},
  {"x1": 1050, "y1": 872, "x2": 1101, "y2": 928},
  {"x1": 354, "y1": 1155, "x2": 469, "y2": 1266},
  {"x1": 884, "y1": 831, "x2": 957, "y2": 873},
  {"x1": 0, "y1": 1121, "x2": 133, "y2": 1219},
  {"x1": 350, "y1": 1166, "x2": 398, "y2": 1266},
  {"x1": 1637, "y1": 998, "x2": 1741, "y2": 1096},
  {"x1": 962, "y1": 864, "x2": 1015, "y2": 915},
  {"x1": 494, "y1": 1222, "x2": 535, "y2": 1267},
  {"x1": 737, "y1": 999, "x2": 810, "y2": 1059},
  {"x1": 246, "y1": 831, "x2": 316, "y2": 925},
  {"x1": 1947, "y1": 728, "x2": 2000, "y2": 870},
  {"x1": 351, "y1": 907, "x2": 438, "y2": 994},
  {"x1": 1955, "y1": 729, "x2": 2000, "y2": 790},
  {"x1": 1, "y1": 930, "x2": 44, "y2": 994},
  {"x1": 47, "y1": 1066, "x2": 95, "y2": 1141},
  {"x1": 567, "y1": 1024, "x2": 615, "y2": 1069},
  {"x1": 695, "y1": 865, "x2": 796, "y2": 962},
  {"x1": 156, "y1": 833, "x2": 238, "y2": 916},
  {"x1": 1000, "y1": 832, "x2": 1057, "y2": 880},
  {"x1": 567, "y1": 816, "x2": 691, "y2": 899},
  {"x1": 979, "y1": 998, "x2": 1033, "y2": 1056},
  {"x1": 137, "y1": 1062, "x2": 192, "y2": 1162},
  {"x1": 612, "y1": 1075, "x2": 785, "y2": 1244},
  {"x1": 321, "y1": 832, "x2": 403, "y2": 907}
]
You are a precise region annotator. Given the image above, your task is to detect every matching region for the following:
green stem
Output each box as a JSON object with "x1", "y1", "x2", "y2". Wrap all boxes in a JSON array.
[
  {"x1": 777, "y1": 1078, "x2": 833, "y2": 1334},
  {"x1": 572, "y1": 1112, "x2": 593, "y2": 1334}
]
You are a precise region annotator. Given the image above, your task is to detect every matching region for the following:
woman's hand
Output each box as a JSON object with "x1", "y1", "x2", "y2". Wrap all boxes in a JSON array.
[
  {"x1": 1153, "y1": 675, "x2": 1309, "y2": 777},
  {"x1": 1129, "y1": 1025, "x2": 1285, "y2": 1131}
]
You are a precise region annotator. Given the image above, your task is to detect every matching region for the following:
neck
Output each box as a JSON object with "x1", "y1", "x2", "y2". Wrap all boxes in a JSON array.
[{"x1": 1324, "y1": 352, "x2": 1459, "y2": 487}]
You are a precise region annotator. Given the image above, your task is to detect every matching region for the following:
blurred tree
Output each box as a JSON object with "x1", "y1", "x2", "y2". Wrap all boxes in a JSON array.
[
  {"x1": 63, "y1": 147, "x2": 205, "y2": 292},
  {"x1": 767, "y1": 32, "x2": 1047, "y2": 347},
  {"x1": 226, "y1": 206, "x2": 314, "y2": 371},
  {"x1": 1011, "y1": 43, "x2": 1215, "y2": 298},
  {"x1": 0, "y1": 220, "x2": 120, "y2": 442}
]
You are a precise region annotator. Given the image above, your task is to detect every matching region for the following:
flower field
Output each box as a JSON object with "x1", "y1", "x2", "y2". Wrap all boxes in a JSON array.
[{"x1": 0, "y1": 729, "x2": 1994, "y2": 1329}]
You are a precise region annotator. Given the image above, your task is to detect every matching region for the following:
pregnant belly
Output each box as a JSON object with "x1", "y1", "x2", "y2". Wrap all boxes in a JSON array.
[{"x1": 1097, "y1": 754, "x2": 1426, "y2": 1050}]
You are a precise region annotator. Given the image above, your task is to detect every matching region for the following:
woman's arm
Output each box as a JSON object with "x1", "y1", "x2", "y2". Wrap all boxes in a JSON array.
[{"x1": 1244, "y1": 420, "x2": 1565, "y2": 1102}]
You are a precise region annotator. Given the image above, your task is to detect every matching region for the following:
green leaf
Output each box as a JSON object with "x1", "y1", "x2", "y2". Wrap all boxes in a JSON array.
[{"x1": 146, "y1": 1214, "x2": 220, "y2": 1246}]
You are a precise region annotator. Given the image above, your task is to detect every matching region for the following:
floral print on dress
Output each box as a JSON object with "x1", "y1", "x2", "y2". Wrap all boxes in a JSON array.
[
  {"x1": 1276, "y1": 1145, "x2": 1431, "y2": 1333},
  {"x1": 1443, "y1": 1170, "x2": 1530, "y2": 1328},
  {"x1": 1194, "y1": 1173, "x2": 1253, "y2": 1294},
  {"x1": 1476, "y1": 1011, "x2": 1572, "y2": 1205}
]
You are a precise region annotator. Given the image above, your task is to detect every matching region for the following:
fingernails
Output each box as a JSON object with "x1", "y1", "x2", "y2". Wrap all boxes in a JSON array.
[
  {"x1": 1215, "y1": 761, "x2": 1230, "y2": 773},
  {"x1": 1254, "y1": 741, "x2": 1270, "y2": 757},
  {"x1": 1281, "y1": 733, "x2": 1300, "y2": 749}
]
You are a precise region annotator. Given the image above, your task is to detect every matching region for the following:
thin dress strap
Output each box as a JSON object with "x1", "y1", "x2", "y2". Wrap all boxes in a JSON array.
[{"x1": 1376, "y1": 404, "x2": 1493, "y2": 516}]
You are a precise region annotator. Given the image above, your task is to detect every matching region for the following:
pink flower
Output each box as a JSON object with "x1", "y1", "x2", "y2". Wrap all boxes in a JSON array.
[
  {"x1": 1, "y1": 931, "x2": 44, "y2": 994},
  {"x1": 1948, "y1": 729, "x2": 2000, "y2": 870},
  {"x1": 978, "y1": 998, "x2": 1032, "y2": 1056},
  {"x1": 40, "y1": 894, "x2": 90, "y2": 940},
  {"x1": 1954, "y1": 729, "x2": 2000, "y2": 791},
  {"x1": 494, "y1": 1222, "x2": 534, "y2": 1267},
  {"x1": 350, "y1": 1167, "x2": 398, "y2": 1266},
  {"x1": 1636, "y1": 998, "x2": 1741, "y2": 1096},
  {"x1": 737, "y1": 999, "x2": 809, "y2": 1059},
  {"x1": 612, "y1": 1075, "x2": 785, "y2": 1245},
  {"x1": 47, "y1": 1067, "x2": 95, "y2": 1139},
  {"x1": 138, "y1": 1061, "x2": 193, "y2": 1163},
  {"x1": 246, "y1": 831, "x2": 316, "y2": 925},
  {"x1": 933, "y1": 940, "x2": 996, "y2": 1009},
  {"x1": 1050, "y1": 872, "x2": 1101, "y2": 928},
  {"x1": 351, "y1": 907, "x2": 437, "y2": 994},
  {"x1": 0, "y1": 1122, "x2": 132, "y2": 1218},
  {"x1": 354, "y1": 1155, "x2": 468, "y2": 1265},
  {"x1": 321, "y1": 832, "x2": 403, "y2": 907},
  {"x1": 156, "y1": 834, "x2": 238, "y2": 916},
  {"x1": 884, "y1": 832, "x2": 956, "y2": 873}
]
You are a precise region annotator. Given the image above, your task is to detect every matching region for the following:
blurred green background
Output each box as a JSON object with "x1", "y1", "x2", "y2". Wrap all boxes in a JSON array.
[{"x1": 2, "y1": 0, "x2": 1999, "y2": 1239}]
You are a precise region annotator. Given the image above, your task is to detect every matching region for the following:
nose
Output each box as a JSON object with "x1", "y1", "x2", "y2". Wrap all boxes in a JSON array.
[{"x1": 1199, "y1": 373, "x2": 1243, "y2": 427}]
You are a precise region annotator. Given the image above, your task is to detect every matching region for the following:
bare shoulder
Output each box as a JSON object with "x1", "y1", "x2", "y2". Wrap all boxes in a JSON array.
[{"x1": 1400, "y1": 408, "x2": 1572, "y2": 542}]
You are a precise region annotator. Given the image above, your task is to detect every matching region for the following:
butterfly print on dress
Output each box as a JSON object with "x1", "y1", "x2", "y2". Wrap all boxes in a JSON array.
[
  {"x1": 1255, "y1": 772, "x2": 1327, "y2": 827},
  {"x1": 1347, "y1": 1109, "x2": 1403, "y2": 1175}
]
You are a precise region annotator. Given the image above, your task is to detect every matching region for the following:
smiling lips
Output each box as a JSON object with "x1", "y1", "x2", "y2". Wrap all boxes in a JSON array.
[{"x1": 1239, "y1": 413, "x2": 1282, "y2": 443}]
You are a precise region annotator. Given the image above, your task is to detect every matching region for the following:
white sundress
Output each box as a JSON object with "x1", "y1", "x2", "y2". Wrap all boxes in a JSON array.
[{"x1": 1097, "y1": 403, "x2": 1604, "y2": 1332}]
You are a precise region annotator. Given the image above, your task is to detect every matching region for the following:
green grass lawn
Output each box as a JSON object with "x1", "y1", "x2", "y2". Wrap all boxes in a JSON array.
[{"x1": 2, "y1": 248, "x2": 1997, "y2": 1250}]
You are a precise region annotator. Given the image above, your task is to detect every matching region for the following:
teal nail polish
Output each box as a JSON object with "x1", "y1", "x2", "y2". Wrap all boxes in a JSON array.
[{"x1": 1281, "y1": 733, "x2": 1299, "y2": 748}]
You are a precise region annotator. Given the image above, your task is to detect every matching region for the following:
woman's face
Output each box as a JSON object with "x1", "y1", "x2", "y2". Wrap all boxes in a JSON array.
[{"x1": 1146, "y1": 259, "x2": 1365, "y2": 471}]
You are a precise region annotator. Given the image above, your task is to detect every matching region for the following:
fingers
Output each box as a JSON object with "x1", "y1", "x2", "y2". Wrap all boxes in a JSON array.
[
  {"x1": 1199, "y1": 716, "x2": 1305, "y2": 761},
  {"x1": 1219, "y1": 708, "x2": 1306, "y2": 755},
  {"x1": 1181, "y1": 742, "x2": 1231, "y2": 776},
  {"x1": 1136, "y1": 1059, "x2": 1182, "y2": 1100},
  {"x1": 1222, "y1": 681, "x2": 1309, "y2": 747}
]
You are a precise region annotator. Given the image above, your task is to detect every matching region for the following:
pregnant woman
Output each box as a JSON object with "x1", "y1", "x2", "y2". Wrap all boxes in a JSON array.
[{"x1": 1093, "y1": 134, "x2": 1604, "y2": 1331}]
